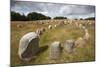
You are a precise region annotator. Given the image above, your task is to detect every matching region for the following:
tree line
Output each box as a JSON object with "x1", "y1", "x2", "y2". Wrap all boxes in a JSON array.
[
  {"x1": 11, "y1": 11, "x2": 95, "y2": 21},
  {"x1": 11, "y1": 11, "x2": 67, "y2": 21},
  {"x1": 84, "y1": 17, "x2": 95, "y2": 20}
]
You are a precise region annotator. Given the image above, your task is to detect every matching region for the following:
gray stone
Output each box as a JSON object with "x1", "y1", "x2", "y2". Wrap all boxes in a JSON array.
[
  {"x1": 81, "y1": 26, "x2": 86, "y2": 30},
  {"x1": 54, "y1": 25, "x2": 57, "y2": 27},
  {"x1": 83, "y1": 32, "x2": 90, "y2": 41},
  {"x1": 17, "y1": 24, "x2": 23, "y2": 28},
  {"x1": 36, "y1": 28, "x2": 41, "y2": 35},
  {"x1": 18, "y1": 32, "x2": 39, "y2": 61},
  {"x1": 40, "y1": 27, "x2": 45, "y2": 32},
  {"x1": 79, "y1": 24, "x2": 82, "y2": 28},
  {"x1": 84, "y1": 29, "x2": 88, "y2": 33},
  {"x1": 64, "y1": 21, "x2": 67, "y2": 24},
  {"x1": 75, "y1": 37, "x2": 86, "y2": 47},
  {"x1": 49, "y1": 41, "x2": 61, "y2": 60},
  {"x1": 48, "y1": 25, "x2": 52, "y2": 29},
  {"x1": 75, "y1": 22, "x2": 79, "y2": 27},
  {"x1": 63, "y1": 40, "x2": 75, "y2": 53},
  {"x1": 36, "y1": 28, "x2": 45, "y2": 35},
  {"x1": 69, "y1": 20, "x2": 73, "y2": 24}
]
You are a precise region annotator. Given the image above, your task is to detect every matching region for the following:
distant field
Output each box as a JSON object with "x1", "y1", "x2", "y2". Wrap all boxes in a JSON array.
[{"x1": 11, "y1": 20, "x2": 95, "y2": 66}]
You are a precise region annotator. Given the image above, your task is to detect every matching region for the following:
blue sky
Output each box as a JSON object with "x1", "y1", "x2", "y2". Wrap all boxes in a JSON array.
[{"x1": 11, "y1": 1, "x2": 95, "y2": 19}]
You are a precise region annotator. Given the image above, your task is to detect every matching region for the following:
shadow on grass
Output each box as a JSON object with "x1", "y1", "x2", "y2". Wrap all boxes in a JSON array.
[
  {"x1": 27, "y1": 45, "x2": 49, "y2": 63},
  {"x1": 37, "y1": 45, "x2": 48, "y2": 56},
  {"x1": 11, "y1": 45, "x2": 49, "y2": 66}
]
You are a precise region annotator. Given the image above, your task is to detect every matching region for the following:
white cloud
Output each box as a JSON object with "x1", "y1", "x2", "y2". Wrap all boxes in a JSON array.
[
  {"x1": 59, "y1": 6, "x2": 70, "y2": 14},
  {"x1": 11, "y1": 1, "x2": 95, "y2": 19}
]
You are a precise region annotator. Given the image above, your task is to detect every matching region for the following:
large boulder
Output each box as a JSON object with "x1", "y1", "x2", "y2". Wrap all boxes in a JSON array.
[
  {"x1": 49, "y1": 41, "x2": 61, "y2": 60},
  {"x1": 18, "y1": 32, "x2": 39, "y2": 61}
]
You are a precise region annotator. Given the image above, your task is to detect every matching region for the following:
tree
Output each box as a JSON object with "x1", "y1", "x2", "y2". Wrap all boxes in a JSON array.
[
  {"x1": 21, "y1": 14, "x2": 27, "y2": 21},
  {"x1": 11, "y1": 12, "x2": 27, "y2": 21},
  {"x1": 11, "y1": 11, "x2": 51, "y2": 21},
  {"x1": 84, "y1": 17, "x2": 95, "y2": 20},
  {"x1": 27, "y1": 12, "x2": 51, "y2": 20},
  {"x1": 53, "y1": 16, "x2": 67, "y2": 19},
  {"x1": 11, "y1": 11, "x2": 22, "y2": 21}
]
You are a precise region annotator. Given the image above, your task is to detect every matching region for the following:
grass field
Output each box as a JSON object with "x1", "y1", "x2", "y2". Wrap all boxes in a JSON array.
[{"x1": 11, "y1": 20, "x2": 95, "y2": 66}]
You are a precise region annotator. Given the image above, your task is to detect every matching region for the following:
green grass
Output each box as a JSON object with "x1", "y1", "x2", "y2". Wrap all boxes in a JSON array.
[{"x1": 11, "y1": 20, "x2": 95, "y2": 66}]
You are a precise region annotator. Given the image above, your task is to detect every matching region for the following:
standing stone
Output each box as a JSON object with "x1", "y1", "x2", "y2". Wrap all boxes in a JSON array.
[
  {"x1": 17, "y1": 24, "x2": 23, "y2": 28},
  {"x1": 89, "y1": 22, "x2": 92, "y2": 25},
  {"x1": 49, "y1": 41, "x2": 61, "y2": 60},
  {"x1": 63, "y1": 40, "x2": 75, "y2": 53},
  {"x1": 48, "y1": 25, "x2": 52, "y2": 29},
  {"x1": 40, "y1": 21, "x2": 43, "y2": 24},
  {"x1": 83, "y1": 32, "x2": 90, "y2": 41},
  {"x1": 75, "y1": 37, "x2": 86, "y2": 47},
  {"x1": 84, "y1": 29, "x2": 88, "y2": 33},
  {"x1": 75, "y1": 22, "x2": 79, "y2": 27},
  {"x1": 36, "y1": 28, "x2": 45, "y2": 35},
  {"x1": 69, "y1": 20, "x2": 73, "y2": 24},
  {"x1": 40, "y1": 27, "x2": 45, "y2": 32},
  {"x1": 79, "y1": 24, "x2": 82, "y2": 28},
  {"x1": 81, "y1": 26, "x2": 86, "y2": 30},
  {"x1": 64, "y1": 20, "x2": 67, "y2": 24},
  {"x1": 18, "y1": 32, "x2": 39, "y2": 61},
  {"x1": 36, "y1": 28, "x2": 41, "y2": 35},
  {"x1": 54, "y1": 25, "x2": 57, "y2": 28}
]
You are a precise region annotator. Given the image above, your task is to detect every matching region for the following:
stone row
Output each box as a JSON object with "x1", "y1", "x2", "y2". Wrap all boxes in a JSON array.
[{"x1": 18, "y1": 21, "x2": 90, "y2": 61}]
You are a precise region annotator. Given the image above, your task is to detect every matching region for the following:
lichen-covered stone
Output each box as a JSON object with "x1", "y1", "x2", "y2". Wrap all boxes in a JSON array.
[
  {"x1": 63, "y1": 40, "x2": 75, "y2": 53},
  {"x1": 18, "y1": 32, "x2": 39, "y2": 61},
  {"x1": 49, "y1": 41, "x2": 61, "y2": 60}
]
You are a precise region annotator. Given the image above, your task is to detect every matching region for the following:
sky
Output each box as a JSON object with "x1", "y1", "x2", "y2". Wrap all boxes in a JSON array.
[{"x1": 11, "y1": 1, "x2": 95, "y2": 19}]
